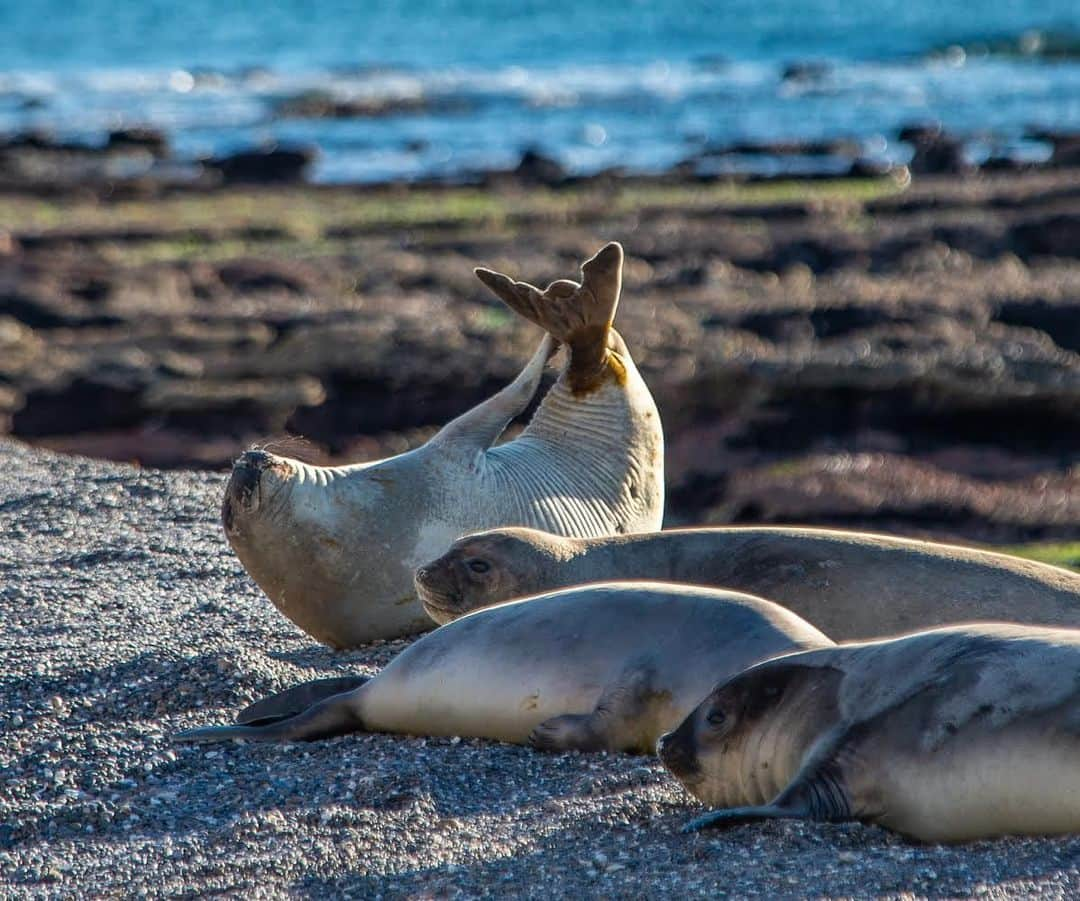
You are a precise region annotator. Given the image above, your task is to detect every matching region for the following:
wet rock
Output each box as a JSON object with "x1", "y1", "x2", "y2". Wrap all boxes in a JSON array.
[
  {"x1": 996, "y1": 299, "x2": 1080, "y2": 352},
  {"x1": 901, "y1": 126, "x2": 972, "y2": 176},
  {"x1": 513, "y1": 149, "x2": 567, "y2": 186},
  {"x1": 898, "y1": 123, "x2": 943, "y2": 145},
  {"x1": 0, "y1": 129, "x2": 85, "y2": 153},
  {"x1": 847, "y1": 158, "x2": 899, "y2": 178},
  {"x1": 706, "y1": 452, "x2": 1080, "y2": 541},
  {"x1": 942, "y1": 29, "x2": 1080, "y2": 62},
  {"x1": 274, "y1": 90, "x2": 450, "y2": 119},
  {"x1": 703, "y1": 139, "x2": 861, "y2": 158},
  {"x1": 204, "y1": 146, "x2": 316, "y2": 184},
  {"x1": 105, "y1": 128, "x2": 169, "y2": 158},
  {"x1": 0, "y1": 316, "x2": 45, "y2": 378},
  {"x1": 980, "y1": 155, "x2": 1030, "y2": 173},
  {"x1": 13, "y1": 375, "x2": 147, "y2": 436},
  {"x1": 781, "y1": 61, "x2": 832, "y2": 83},
  {"x1": 1027, "y1": 131, "x2": 1080, "y2": 168},
  {"x1": 0, "y1": 285, "x2": 91, "y2": 330},
  {"x1": 143, "y1": 376, "x2": 325, "y2": 434},
  {"x1": 1008, "y1": 214, "x2": 1080, "y2": 259},
  {"x1": 216, "y1": 259, "x2": 324, "y2": 296}
]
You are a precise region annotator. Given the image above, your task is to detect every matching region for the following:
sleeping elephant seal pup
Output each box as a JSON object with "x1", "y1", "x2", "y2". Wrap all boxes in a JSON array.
[
  {"x1": 658, "y1": 623, "x2": 1080, "y2": 842},
  {"x1": 415, "y1": 526, "x2": 1080, "y2": 637},
  {"x1": 175, "y1": 582, "x2": 832, "y2": 755},
  {"x1": 222, "y1": 242, "x2": 664, "y2": 648}
]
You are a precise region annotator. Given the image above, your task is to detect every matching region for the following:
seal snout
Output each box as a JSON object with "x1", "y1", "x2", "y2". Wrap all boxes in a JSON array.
[
  {"x1": 222, "y1": 450, "x2": 277, "y2": 531},
  {"x1": 656, "y1": 728, "x2": 699, "y2": 780},
  {"x1": 414, "y1": 564, "x2": 458, "y2": 621}
]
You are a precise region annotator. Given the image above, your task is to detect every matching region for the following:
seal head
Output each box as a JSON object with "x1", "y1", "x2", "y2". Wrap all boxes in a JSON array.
[
  {"x1": 414, "y1": 527, "x2": 575, "y2": 623},
  {"x1": 658, "y1": 661, "x2": 841, "y2": 810}
]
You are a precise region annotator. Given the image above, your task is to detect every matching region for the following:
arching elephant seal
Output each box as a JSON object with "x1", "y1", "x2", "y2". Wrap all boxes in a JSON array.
[
  {"x1": 658, "y1": 623, "x2": 1080, "y2": 842},
  {"x1": 223, "y1": 243, "x2": 664, "y2": 648},
  {"x1": 175, "y1": 582, "x2": 832, "y2": 754},
  {"x1": 414, "y1": 526, "x2": 1080, "y2": 638}
]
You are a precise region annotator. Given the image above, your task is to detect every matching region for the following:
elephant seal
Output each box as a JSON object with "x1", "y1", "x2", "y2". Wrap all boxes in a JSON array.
[
  {"x1": 223, "y1": 243, "x2": 664, "y2": 648},
  {"x1": 414, "y1": 526, "x2": 1080, "y2": 637},
  {"x1": 175, "y1": 582, "x2": 832, "y2": 754},
  {"x1": 658, "y1": 623, "x2": 1080, "y2": 842}
]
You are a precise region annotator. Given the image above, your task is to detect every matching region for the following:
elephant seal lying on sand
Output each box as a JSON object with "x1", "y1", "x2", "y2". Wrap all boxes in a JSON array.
[
  {"x1": 221, "y1": 243, "x2": 664, "y2": 648},
  {"x1": 176, "y1": 582, "x2": 831, "y2": 755},
  {"x1": 414, "y1": 526, "x2": 1080, "y2": 638},
  {"x1": 658, "y1": 623, "x2": 1080, "y2": 842}
]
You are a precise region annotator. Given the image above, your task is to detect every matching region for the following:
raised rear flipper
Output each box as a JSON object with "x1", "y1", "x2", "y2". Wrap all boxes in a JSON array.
[
  {"x1": 433, "y1": 335, "x2": 557, "y2": 452},
  {"x1": 476, "y1": 242, "x2": 625, "y2": 393}
]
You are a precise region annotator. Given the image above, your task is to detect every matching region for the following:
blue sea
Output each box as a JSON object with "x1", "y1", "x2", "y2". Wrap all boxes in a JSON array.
[{"x1": 1, "y1": 1, "x2": 1079, "y2": 181}]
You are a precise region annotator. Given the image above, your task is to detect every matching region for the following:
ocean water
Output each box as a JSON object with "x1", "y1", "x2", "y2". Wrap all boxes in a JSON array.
[{"x1": 1, "y1": 1, "x2": 1079, "y2": 181}]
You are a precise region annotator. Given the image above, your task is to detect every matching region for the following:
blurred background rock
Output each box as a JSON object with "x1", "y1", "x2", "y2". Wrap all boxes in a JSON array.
[{"x1": 1, "y1": 1, "x2": 1078, "y2": 560}]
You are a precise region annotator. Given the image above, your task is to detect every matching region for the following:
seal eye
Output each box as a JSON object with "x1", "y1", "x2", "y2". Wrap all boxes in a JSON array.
[
  {"x1": 706, "y1": 708, "x2": 726, "y2": 727},
  {"x1": 467, "y1": 559, "x2": 490, "y2": 575}
]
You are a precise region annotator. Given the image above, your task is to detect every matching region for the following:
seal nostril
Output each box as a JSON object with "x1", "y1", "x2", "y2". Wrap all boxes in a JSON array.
[
  {"x1": 231, "y1": 460, "x2": 260, "y2": 496},
  {"x1": 240, "y1": 449, "x2": 272, "y2": 471}
]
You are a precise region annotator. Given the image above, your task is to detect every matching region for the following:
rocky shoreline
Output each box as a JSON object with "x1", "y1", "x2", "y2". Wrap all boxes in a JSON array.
[
  {"x1": 2, "y1": 146, "x2": 1079, "y2": 544},
  {"x1": 2, "y1": 121, "x2": 1079, "y2": 194}
]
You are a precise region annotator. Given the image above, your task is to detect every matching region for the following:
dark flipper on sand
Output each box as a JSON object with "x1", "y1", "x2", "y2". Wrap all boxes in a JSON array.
[
  {"x1": 234, "y1": 675, "x2": 370, "y2": 726},
  {"x1": 175, "y1": 688, "x2": 367, "y2": 744},
  {"x1": 683, "y1": 753, "x2": 857, "y2": 833},
  {"x1": 682, "y1": 803, "x2": 810, "y2": 833}
]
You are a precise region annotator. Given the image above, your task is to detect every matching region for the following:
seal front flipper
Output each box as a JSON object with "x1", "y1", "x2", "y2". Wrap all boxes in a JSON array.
[
  {"x1": 432, "y1": 334, "x2": 557, "y2": 453},
  {"x1": 683, "y1": 735, "x2": 872, "y2": 833},
  {"x1": 476, "y1": 242, "x2": 625, "y2": 394},
  {"x1": 682, "y1": 802, "x2": 810, "y2": 833},
  {"x1": 681, "y1": 765, "x2": 853, "y2": 833},
  {"x1": 529, "y1": 663, "x2": 662, "y2": 753},
  {"x1": 236, "y1": 675, "x2": 371, "y2": 725}
]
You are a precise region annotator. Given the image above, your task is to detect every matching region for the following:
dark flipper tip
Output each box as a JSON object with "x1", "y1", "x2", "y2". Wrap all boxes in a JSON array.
[
  {"x1": 172, "y1": 725, "x2": 249, "y2": 744},
  {"x1": 682, "y1": 811, "x2": 733, "y2": 833},
  {"x1": 474, "y1": 267, "x2": 509, "y2": 290},
  {"x1": 682, "y1": 803, "x2": 806, "y2": 834},
  {"x1": 587, "y1": 241, "x2": 623, "y2": 269}
]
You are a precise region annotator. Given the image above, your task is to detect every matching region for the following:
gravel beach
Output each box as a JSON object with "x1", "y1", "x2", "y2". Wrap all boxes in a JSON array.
[{"x1": 1, "y1": 438, "x2": 1078, "y2": 898}]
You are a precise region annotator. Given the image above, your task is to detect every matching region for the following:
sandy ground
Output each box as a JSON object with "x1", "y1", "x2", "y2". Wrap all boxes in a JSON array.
[{"x1": 1, "y1": 438, "x2": 1078, "y2": 899}]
